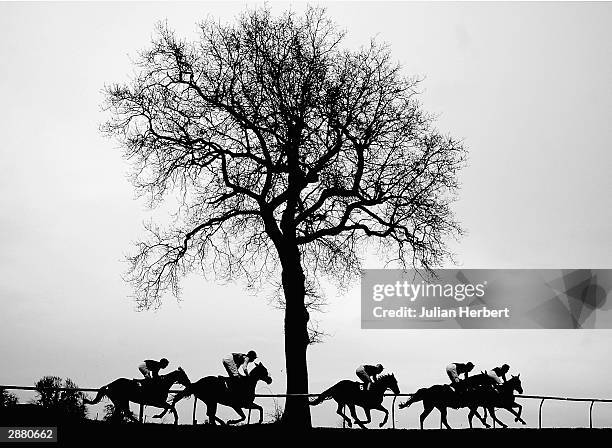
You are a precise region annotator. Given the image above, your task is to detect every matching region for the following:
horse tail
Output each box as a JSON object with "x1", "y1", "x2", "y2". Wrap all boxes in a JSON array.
[
  {"x1": 398, "y1": 387, "x2": 427, "y2": 409},
  {"x1": 83, "y1": 386, "x2": 108, "y2": 405},
  {"x1": 309, "y1": 385, "x2": 335, "y2": 406}
]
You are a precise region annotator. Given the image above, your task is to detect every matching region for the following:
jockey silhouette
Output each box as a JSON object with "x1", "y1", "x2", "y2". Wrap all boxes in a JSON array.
[
  {"x1": 446, "y1": 362, "x2": 474, "y2": 392},
  {"x1": 356, "y1": 363, "x2": 384, "y2": 391},
  {"x1": 222, "y1": 351, "x2": 257, "y2": 392},
  {"x1": 487, "y1": 363, "x2": 510, "y2": 387},
  {"x1": 138, "y1": 358, "x2": 169, "y2": 389}
]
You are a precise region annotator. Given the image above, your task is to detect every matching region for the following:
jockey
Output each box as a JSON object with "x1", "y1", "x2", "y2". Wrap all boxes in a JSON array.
[
  {"x1": 223, "y1": 351, "x2": 258, "y2": 378},
  {"x1": 487, "y1": 363, "x2": 510, "y2": 386},
  {"x1": 446, "y1": 362, "x2": 474, "y2": 391},
  {"x1": 138, "y1": 358, "x2": 169, "y2": 384},
  {"x1": 356, "y1": 363, "x2": 384, "y2": 391}
]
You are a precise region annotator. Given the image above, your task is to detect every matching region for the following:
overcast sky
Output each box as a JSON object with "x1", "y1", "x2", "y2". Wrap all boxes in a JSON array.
[{"x1": 1, "y1": 1, "x2": 612, "y2": 428}]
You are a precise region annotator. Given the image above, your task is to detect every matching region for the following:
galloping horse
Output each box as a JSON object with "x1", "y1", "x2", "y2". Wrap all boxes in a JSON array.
[
  {"x1": 172, "y1": 362, "x2": 272, "y2": 425},
  {"x1": 309, "y1": 373, "x2": 400, "y2": 429},
  {"x1": 398, "y1": 372, "x2": 496, "y2": 429},
  {"x1": 83, "y1": 367, "x2": 191, "y2": 424},
  {"x1": 467, "y1": 374, "x2": 526, "y2": 428}
]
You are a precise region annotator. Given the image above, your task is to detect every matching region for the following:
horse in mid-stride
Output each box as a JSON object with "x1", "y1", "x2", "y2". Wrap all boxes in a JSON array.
[
  {"x1": 398, "y1": 372, "x2": 496, "y2": 429},
  {"x1": 172, "y1": 362, "x2": 272, "y2": 425},
  {"x1": 467, "y1": 374, "x2": 526, "y2": 428},
  {"x1": 83, "y1": 368, "x2": 191, "y2": 424},
  {"x1": 309, "y1": 373, "x2": 400, "y2": 429},
  {"x1": 399, "y1": 373, "x2": 525, "y2": 429}
]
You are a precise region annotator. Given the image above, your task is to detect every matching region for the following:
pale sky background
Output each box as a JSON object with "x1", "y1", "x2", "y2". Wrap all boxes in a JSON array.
[{"x1": 1, "y1": 1, "x2": 612, "y2": 428}]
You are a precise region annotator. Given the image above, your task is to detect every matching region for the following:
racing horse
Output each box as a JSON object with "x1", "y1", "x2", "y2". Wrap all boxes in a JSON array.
[
  {"x1": 467, "y1": 374, "x2": 526, "y2": 428},
  {"x1": 83, "y1": 367, "x2": 191, "y2": 424},
  {"x1": 398, "y1": 372, "x2": 497, "y2": 429},
  {"x1": 309, "y1": 373, "x2": 400, "y2": 429},
  {"x1": 171, "y1": 362, "x2": 272, "y2": 425}
]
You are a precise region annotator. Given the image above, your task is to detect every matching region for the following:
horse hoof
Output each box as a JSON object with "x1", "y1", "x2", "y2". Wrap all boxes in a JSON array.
[
  {"x1": 485, "y1": 424, "x2": 491, "y2": 429},
  {"x1": 379, "y1": 423, "x2": 384, "y2": 428}
]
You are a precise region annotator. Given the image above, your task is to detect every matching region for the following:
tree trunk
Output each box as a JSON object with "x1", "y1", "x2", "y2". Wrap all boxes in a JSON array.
[{"x1": 279, "y1": 247, "x2": 312, "y2": 428}]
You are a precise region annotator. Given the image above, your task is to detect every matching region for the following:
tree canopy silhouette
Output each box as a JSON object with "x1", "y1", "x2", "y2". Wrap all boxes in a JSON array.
[
  {"x1": 0, "y1": 388, "x2": 18, "y2": 408},
  {"x1": 33, "y1": 376, "x2": 87, "y2": 420},
  {"x1": 104, "y1": 6, "x2": 465, "y2": 426}
]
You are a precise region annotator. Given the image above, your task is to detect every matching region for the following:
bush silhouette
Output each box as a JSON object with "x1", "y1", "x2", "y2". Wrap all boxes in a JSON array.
[
  {"x1": 32, "y1": 376, "x2": 87, "y2": 420},
  {"x1": 0, "y1": 388, "x2": 18, "y2": 408},
  {"x1": 102, "y1": 403, "x2": 137, "y2": 423}
]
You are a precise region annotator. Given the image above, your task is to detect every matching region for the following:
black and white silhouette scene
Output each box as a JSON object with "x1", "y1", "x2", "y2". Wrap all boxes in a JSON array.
[{"x1": 1, "y1": 1, "x2": 611, "y2": 444}]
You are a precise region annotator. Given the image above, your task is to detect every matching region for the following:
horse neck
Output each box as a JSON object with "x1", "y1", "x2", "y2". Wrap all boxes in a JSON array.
[
  {"x1": 500, "y1": 380, "x2": 517, "y2": 395},
  {"x1": 370, "y1": 378, "x2": 389, "y2": 395},
  {"x1": 160, "y1": 371, "x2": 177, "y2": 387},
  {"x1": 243, "y1": 375, "x2": 259, "y2": 395}
]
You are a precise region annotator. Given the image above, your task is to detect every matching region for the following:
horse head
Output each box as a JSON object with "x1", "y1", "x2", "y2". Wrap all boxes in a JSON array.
[
  {"x1": 508, "y1": 374, "x2": 523, "y2": 394},
  {"x1": 375, "y1": 373, "x2": 400, "y2": 395},
  {"x1": 250, "y1": 362, "x2": 273, "y2": 385},
  {"x1": 172, "y1": 367, "x2": 191, "y2": 388}
]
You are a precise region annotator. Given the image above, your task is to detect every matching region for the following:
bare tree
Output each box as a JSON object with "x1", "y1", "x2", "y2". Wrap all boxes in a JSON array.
[{"x1": 103, "y1": 6, "x2": 465, "y2": 427}]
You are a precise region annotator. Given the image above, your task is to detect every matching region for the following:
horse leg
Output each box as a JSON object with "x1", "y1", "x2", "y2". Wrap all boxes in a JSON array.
[
  {"x1": 420, "y1": 404, "x2": 434, "y2": 430},
  {"x1": 105, "y1": 396, "x2": 120, "y2": 423},
  {"x1": 245, "y1": 402, "x2": 264, "y2": 424},
  {"x1": 120, "y1": 401, "x2": 138, "y2": 423},
  {"x1": 348, "y1": 404, "x2": 367, "y2": 429},
  {"x1": 468, "y1": 408, "x2": 475, "y2": 428},
  {"x1": 151, "y1": 400, "x2": 176, "y2": 422},
  {"x1": 171, "y1": 404, "x2": 179, "y2": 425},
  {"x1": 206, "y1": 402, "x2": 223, "y2": 425},
  {"x1": 506, "y1": 404, "x2": 526, "y2": 425},
  {"x1": 373, "y1": 404, "x2": 389, "y2": 428},
  {"x1": 439, "y1": 407, "x2": 451, "y2": 429},
  {"x1": 228, "y1": 407, "x2": 246, "y2": 425},
  {"x1": 489, "y1": 407, "x2": 507, "y2": 428},
  {"x1": 336, "y1": 403, "x2": 352, "y2": 428},
  {"x1": 512, "y1": 402, "x2": 526, "y2": 424},
  {"x1": 153, "y1": 405, "x2": 168, "y2": 419},
  {"x1": 361, "y1": 408, "x2": 372, "y2": 425},
  {"x1": 472, "y1": 407, "x2": 490, "y2": 428}
]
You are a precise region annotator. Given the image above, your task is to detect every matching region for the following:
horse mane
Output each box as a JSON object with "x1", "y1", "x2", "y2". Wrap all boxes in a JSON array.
[{"x1": 374, "y1": 373, "x2": 394, "y2": 383}]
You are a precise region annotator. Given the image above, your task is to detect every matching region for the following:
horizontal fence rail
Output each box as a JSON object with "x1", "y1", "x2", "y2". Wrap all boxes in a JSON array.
[{"x1": 2, "y1": 385, "x2": 611, "y2": 429}]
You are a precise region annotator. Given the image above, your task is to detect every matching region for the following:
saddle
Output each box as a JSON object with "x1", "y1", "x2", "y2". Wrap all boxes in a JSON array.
[
  {"x1": 219, "y1": 375, "x2": 247, "y2": 395},
  {"x1": 357, "y1": 382, "x2": 374, "y2": 393},
  {"x1": 134, "y1": 378, "x2": 161, "y2": 397}
]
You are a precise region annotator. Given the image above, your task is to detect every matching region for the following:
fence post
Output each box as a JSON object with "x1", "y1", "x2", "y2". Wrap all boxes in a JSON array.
[
  {"x1": 391, "y1": 395, "x2": 397, "y2": 429},
  {"x1": 139, "y1": 404, "x2": 144, "y2": 423},
  {"x1": 538, "y1": 398, "x2": 545, "y2": 429},
  {"x1": 589, "y1": 401, "x2": 595, "y2": 429},
  {"x1": 192, "y1": 396, "x2": 197, "y2": 425}
]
